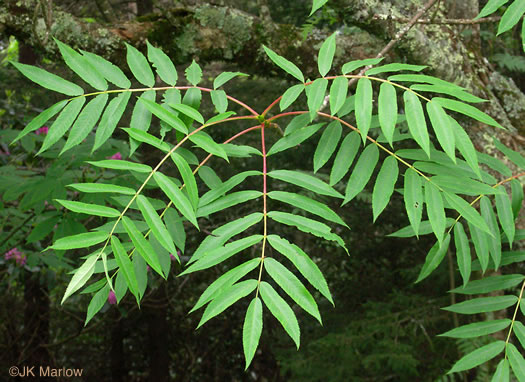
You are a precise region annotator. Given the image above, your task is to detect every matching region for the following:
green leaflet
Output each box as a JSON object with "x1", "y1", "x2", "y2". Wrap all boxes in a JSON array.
[
  {"x1": 450, "y1": 274, "x2": 525, "y2": 295},
  {"x1": 11, "y1": 61, "x2": 84, "y2": 96},
  {"x1": 507, "y1": 343, "x2": 525, "y2": 382},
  {"x1": 264, "y1": 257, "x2": 322, "y2": 323},
  {"x1": 478, "y1": 152, "x2": 512, "y2": 177},
  {"x1": 410, "y1": 84, "x2": 486, "y2": 103},
  {"x1": 171, "y1": 152, "x2": 199, "y2": 209},
  {"x1": 222, "y1": 144, "x2": 262, "y2": 158},
  {"x1": 280, "y1": 84, "x2": 304, "y2": 111},
  {"x1": 198, "y1": 166, "x2": 223, "y2": 189},
  {"x1": 443, "y1": 192, "x2": 492, "y2": 236},
  {"x1": 139, "y1": 98, "x2": 188, "y2": 134},
  {"x1": 498, "y1": 0, "x2": 525, "y2": 35},
  {"x1": 268, "y1": 211, "x2": 347, "y2": 251},
  {"x1": 431, "y1": 175, "x2": 503, "y2": 196},
  {"x1": 54, "y1": 39, "x2": 107, "y2": 91},
  {"x1": 180, "y1": 235, "x2": 263, "y2": 276},
  {"x1": 81, "y1": 50, "x2": 131, "y2": 88},
  {"x1": 56, "y1": 199, "x2": 120, "y2": 218},
  {"x1": 494, "y1": 138, "x2": 525, "y2": 170},
  {"x1": 164, "y1": 208, "x2": 186, "y2": 254},
  {"x1": 442, "y1": 295, "x2": 518, "y2": 314},
  {"x1": 190, "y1": 258, "x2": 260, "y2": 313},
  {"x1": 185, "y1": 60, "x2": 202, "y2": 86},
  {"x1": 372, "y1": 156, "x2": 398, "y2": 222},
  {"x1": 146, "y1": 41, "x2": 177, "y2": 86},
  {"x1": 259, "y1": 281, "x2": 300, "y2": 348},
  {"x1": 87, "y1": 159, "x2": 152, "y2": 173},
  {"x1": 403, "y1": 170, "x2": 424, "y2": 237},
  {"x1": 341, "y1": 58, "x2": 384, "y2": 74},
  {"x1": 111, "y1": 236, "x2": 139, "y2": 302},
  {"x1": 61, "y1": 254, "x2": 99, "y2": 304},
  {"x1": 115, "y1": 271, "x2": 127, "y2": 303},
  {"x1": 262, "y1": 45, "x2": 304, "y2": 82},
  {"x1": 62, "y1": 94, "x2": 108, "y2": 154},
  {"x1": 136, "y1": 195, "x2": 176, "y2": 255},
  {"x1": 196, "y1": 190, "x2": 262, "y2": 217},
  {"x1": 268, "y1": 169, "x2": 343, "y2": 198},
  {"x1": 495, "y1": 192, "x2": 515, "y2": 247},
  {"x1": 378, "y1": 82, "x2": 397, "y2": 147},
  {"x1": 426, "y1": 101, "x2": 455, "y2": 162},
  {"x1": 199, "y1": 171, "x2": 261, "y2": 207},
  {"x1": 343, "y1": 144, "x2": 379, "y2": 205},
  {"x1": 448, "y1": 118, "x2": 482, "y2": 177},
  {"x1": 170, "y1": 103, "x2": 204, "y2": 124},
  {"x1": 355, "y1": 78, "x2": 372, "y2": 143},
  {"x1": 93, "y1": 91, "x2": 131, "y2": 152},
  {"x1": 439, "y1": 319, "x2": 511, "y2": 339},
  {"x1": 213, "y1": 71, "x2": 248, "y2": 89},
  {"x1": 122, "y1": 127, "x2": 171, "y2": 152},
  {"x1": 306, "y1": 78, "x2": 328, "y2": 120},
  {"x1": 284, "y1": 113, "x2": 310, "y2": 135},
  {"x1": 434, "y1": 97, "x2": 504, "y2": 129},
  {"x1": 389, "y1": 74, "x2": 465, "y2": 90},
  {"x1": 477, "y1": 0, "x2": 510, "y2": 19},
  {"x1": 27, "y1": 215, "x2": 60, "y2": 243},
  {"x1": 211, "y1": 89, "x2": 228, "y2": 113},
  {"x1": 313, "y1": 121, "x2": 342, "y2": 173},
  {"x1": 267, "y1": 235, "x2": 333, "y2": 305},
  {"x1": 329, "y1": 77, "x2": 348, "y2": 115},
  {"x1": 243, "y1": 297, "x2": 263, "y2": 370},
  {"x1": 404, "y1": 91, "x2": 430, "y2": 156},
  {"x1": 318, "y1": 32, "x2": 336, "y2": 77},
  {"x1": 37, "y1": 97, "x2": 85, "y2": 155},
  {"x1": 365, "y1": 63, "x2": 427, "y2": 76},
  {"x1": 81, "y1": 278, "x2": 107, "y2": 295},
  {"x1": 130, "y1": 90, "x2": 155, "y2": 155},
  {"x1": 480, "y1": 196, "x2": 502, "y2": 269},
  {"x1": 153, "y1": 172, "x2": 199, "y2": 229},
  {"x1": 514, "y1": 321, "x2": 525, "y2": 349},
  {"x1": 453, "y1": 222, "x2": 471, "y2": 287},
  {"x1": 424, "y1": 182, "x2": 446, "y2": 244},
  {"x1": 492, "y1": 359, "x2": 510, "y2": 382},
  {"x1": 85, "y1": 284, "x2": 110, "y2": 325},
  {"x1": 189, "y1": 213, "x2": 263, "y2": 264},
  {"x1": 267, "y1": 191, "x2": 347, "y2": 227},
  {"x1": 469, "y1": 222, "x2": 490, "y2": 273},
  {"x1": 50, "y1": 231, "x2": 109, "y2": 251},
  {"x1": 336, "y1": 95, "x2": 355, "y2": 117},
  {"x1": 133, "y1": 253, "x2": 148, "y2": 300},
  {"x1": 330, "y1": 131, "x2": 360, "y2": 186},
  {"x1": 268, "y1": 122, "x2": 324, "y2": 156},
  {"x1": 189, "y1": 132, "x2": 229, "y2": 162},
  {"x1": 197, "y1": 280, "x2": 257, "y2": 329},
  {"x1": 125, "y1": 43, "x2": 155, "y2": 87},
  {"x1": 122, "y1": 216, "x2": 164, "y2": 278},
  {"x1": 447, "y1": 341, "x2": 505, "y2": 374},
  {"x1": 12, "y1": 100, "x2": 67, "y2": 144},
  {"x1": 207, "y1": 111, "x2": 236, "y2": 125},
  {"x1": 415, "y1": 234, "x2": 451, "y2": 283}
]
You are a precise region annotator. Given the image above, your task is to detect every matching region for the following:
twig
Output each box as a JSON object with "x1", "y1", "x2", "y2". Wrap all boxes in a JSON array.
[
  {"x1": 372, "y1": 14, "x2": 503, "y2": 25},
  {"x1": 354, "y1": 0, "x2": 440, "y2": 80}
]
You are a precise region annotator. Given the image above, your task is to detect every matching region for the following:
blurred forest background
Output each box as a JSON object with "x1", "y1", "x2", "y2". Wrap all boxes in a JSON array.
[{"x1": 0, "y1": 0, "x2": 524, "y2": 381}]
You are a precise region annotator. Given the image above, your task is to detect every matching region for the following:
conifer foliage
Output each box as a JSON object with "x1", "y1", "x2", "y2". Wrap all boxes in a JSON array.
[{"x1": 9, "y1": 1, "x2": 525, "y2": 376}]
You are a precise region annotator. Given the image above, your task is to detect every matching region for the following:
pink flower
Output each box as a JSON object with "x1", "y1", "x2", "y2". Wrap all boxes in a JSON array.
[
  {"x1": 4, "y1": 248, "x2": 26, "y2": 266},
  {"x1": 0, "y1": 149, "x2": 10, "y2": 156},
  {"x1": 35, "y1": 126, "x2": 49, "y2": 135},
  {"x1": 109, "y1": 152, "x2": 122, "y2": 160},
  {"x1": 108, "y1": 290, "x2": 117, "y2": 305}
]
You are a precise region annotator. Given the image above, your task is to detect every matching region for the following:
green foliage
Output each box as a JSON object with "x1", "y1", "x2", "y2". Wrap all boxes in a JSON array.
[{"x1": 6, "y1": 19, "x2": 525, "y2": 376}]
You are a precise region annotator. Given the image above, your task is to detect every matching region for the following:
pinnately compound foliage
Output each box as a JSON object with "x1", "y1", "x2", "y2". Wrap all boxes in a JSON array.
[{"x1": 9, "y1": 1, "x2": 525, "y2": 376}]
